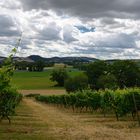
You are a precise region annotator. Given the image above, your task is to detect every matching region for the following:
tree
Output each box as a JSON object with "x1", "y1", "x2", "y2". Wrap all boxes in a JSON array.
[
  {"x1": 15, "y1": 61, "x2": 28, "y2": 70},
  {"x1": 64, "y1": 73, "x2": 88, "y2": 93},
  {"x1": 111, "y1": 60, "x2": 140, "y2": 88},
  {"x1": 34, "y1": 60, "x2": 45, "y2": 72},
  {"x1": 27, "y1": 61, "x2": 45, "y2": 72},
  {"x1": 50, "y1": 68, "x2": 68, "y2": 86},
  {"x1": 85, "y1": 61, "x2": 108, "y2": 89},
  {"x1": 97, "y1": 74, "x2": 118, "y2": 90}
]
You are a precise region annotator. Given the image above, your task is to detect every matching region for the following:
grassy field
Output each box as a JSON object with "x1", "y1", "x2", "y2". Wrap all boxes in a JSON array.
[
  {"x1": 0, "y1": 98, "x2": 140, "y2": 140},
  {"x1": 12, "y1": 69, "x2": 82, "y2": 90}
]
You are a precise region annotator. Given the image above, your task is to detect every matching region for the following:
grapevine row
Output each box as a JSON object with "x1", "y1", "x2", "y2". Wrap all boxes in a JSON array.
[{"x1": 34, "y1": 88, "x2": 140, "y2": 121}]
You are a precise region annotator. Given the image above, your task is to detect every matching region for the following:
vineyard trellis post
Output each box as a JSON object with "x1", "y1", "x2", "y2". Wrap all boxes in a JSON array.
[{"x1": 132, "y1": 93, "x2": 140, "y2": 126}]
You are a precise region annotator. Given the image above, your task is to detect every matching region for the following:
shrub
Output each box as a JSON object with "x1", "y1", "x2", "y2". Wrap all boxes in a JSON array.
[
  {"x1": 97, "y1": 74, "x2": 118, "y2": 90},
  {"x1": 25, "y1": 93, "x2": 40, "y2": 98},
  {"x1": 64, "y1": 73, "x2": 88, "y2": 93},
  {"x1": 50, "y1": 68, "x2": 68, "y2": 86}
]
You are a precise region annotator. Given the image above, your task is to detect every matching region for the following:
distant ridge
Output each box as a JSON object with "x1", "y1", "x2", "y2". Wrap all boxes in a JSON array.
[
  {"x1": 0, "y1": 55, "x2": 98, "y2": 63},
  {"x1": 0, "y1": 55, "x2": 140, "y2": 64},
  {"x1": 27, "y1": 55, "x2": 98, "y2": 63}
]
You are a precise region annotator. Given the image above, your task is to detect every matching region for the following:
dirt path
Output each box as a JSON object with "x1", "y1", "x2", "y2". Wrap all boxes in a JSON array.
[
  {"x1": 24, "y1": 98, "x2": 140, "y2": 140},
  {"x1": 19, "y1": 89, "x2": 66, "y2": 95}
]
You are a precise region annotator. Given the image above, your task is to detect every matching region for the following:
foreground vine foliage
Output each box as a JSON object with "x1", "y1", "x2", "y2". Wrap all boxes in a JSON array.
[{"x1": 0, "y1": 48, "x2": 22, "y2": 124}]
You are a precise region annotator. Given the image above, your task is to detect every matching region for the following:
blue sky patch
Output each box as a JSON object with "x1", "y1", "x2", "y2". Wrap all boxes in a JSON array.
[{"x1": 75, "y1": 25, "x2": 95, "y2": 33}]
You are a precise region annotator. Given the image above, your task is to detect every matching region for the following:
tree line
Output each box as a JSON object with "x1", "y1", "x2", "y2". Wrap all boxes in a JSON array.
[
  {"x1": 14, "y1": 61, "x2": 54, "y2": 72},
  {"x1": 50, "y1": 60, "x2": 140, "y2": 92}
]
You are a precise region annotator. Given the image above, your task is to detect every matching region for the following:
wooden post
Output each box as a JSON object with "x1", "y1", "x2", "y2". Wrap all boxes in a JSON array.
[{"x1": 132, "y1": 93, "x2": 140, "y2": 126}]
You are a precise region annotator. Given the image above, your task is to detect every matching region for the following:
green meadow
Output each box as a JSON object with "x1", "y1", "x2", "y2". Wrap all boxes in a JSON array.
[{"x1": 12, "y1": 69, "x2": 83, "y2": 90}]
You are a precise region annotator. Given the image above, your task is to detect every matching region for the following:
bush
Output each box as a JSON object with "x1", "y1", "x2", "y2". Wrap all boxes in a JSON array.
[
  {"x1": 64, "y1": 73, "x2": 88, "y2": 93},
  {"x1": 97, "y1": 74, "x2": 118, "y2": 90},
  {"x1": 25, "y1": 93, "x2": 40, "y2": 98},
  {"x1": 50, "y1": 68, "x2": 68, "y2": 86}
]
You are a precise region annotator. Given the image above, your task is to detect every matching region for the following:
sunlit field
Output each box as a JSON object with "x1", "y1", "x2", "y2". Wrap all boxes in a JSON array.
[{"x1": 12, "y1": 69, "x2": 83, "y2": 90}]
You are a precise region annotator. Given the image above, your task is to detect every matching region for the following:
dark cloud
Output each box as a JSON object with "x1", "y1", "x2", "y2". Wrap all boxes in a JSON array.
[
  {"x1": 72, "y1": 32, "x2": 137, "y2": 58},
  {"x1": 76, "y1": 33, "x2": 137, "y2": 50},
  {"x1": 100, "y1": 18, "x2": 119, "y2": 25},
  {"x1": 21, "y1": 0, "x2": 140, "y2": 19},
  {"x1": 0, "y1": 15, "x2": 20, "y2": 37},
  {"x1": 71, "y1": 45, "x2": 139, "y2": 59},
  {"x1": 0, "y1": 38, "x2": 15, "y2": 47},
  {"x1": 96, "y1": 33, "x2": 137, "y2": 49}
]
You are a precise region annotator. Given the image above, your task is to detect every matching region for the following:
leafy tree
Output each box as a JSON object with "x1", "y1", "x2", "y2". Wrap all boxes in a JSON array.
[
  {"x1": 111, "y1": 60, "x2": 140, "y2": 88},
  {"x1": 85, "y1": 61, "x2": 108, "y2": 89},
  {"x1": 73, "y1": 63, "x2": 89, "y2": 71},
  {"x1": 97, "y1": 74, "x2": 118, "y2": 90},
  {"x1": 28, "y1": 61, "x2": 45, "y2": 72},
  {"x1": 28, "y1": 62, "x2": 34, "y2": 71},
  {"x1": 15, "y1": 61, "x2": 28, "y2": 70},
  {"x1": 45, "y1": 62, "x2": 54, "y2": 67},
  {"x1": 50, "y1": 68, "x2": 68, "y2": 86},
  {"x1": 34, "y1": 60, "x2": 45, "y2": 72},
  {"x1": 64, "y1": 73, "x2": 88, "y2": 93}
]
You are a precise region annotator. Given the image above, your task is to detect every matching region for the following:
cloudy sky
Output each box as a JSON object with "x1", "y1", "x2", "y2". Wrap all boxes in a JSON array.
[{"x1": 0, "y1": 0, "x2": 140, "y2": 59}]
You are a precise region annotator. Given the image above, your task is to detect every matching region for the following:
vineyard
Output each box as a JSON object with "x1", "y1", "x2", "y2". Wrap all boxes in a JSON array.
[
  {"x1": 0, "y1": 88, "x2": 22, "y2": 123},
  {"x1": 33, "y1": 89, "x2": 140, "y2": 123},
  {"x1": 0, "y1": 48, "x2": 22, "y2": 124}
]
